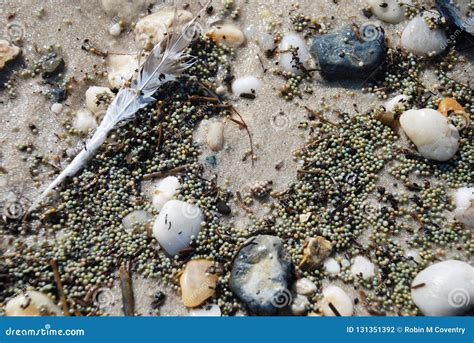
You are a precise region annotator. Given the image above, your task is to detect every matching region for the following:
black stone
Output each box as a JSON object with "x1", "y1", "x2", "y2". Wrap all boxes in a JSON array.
[
  {"x1": 310, "y1": 24, "x2": 386, "y2": 81},
  {"x1": 215, "y1": 199, "x2": 231, "y2": 215},
  {"x1": 436, "y1": 0, "x2": 474, "y2": 35},
  {"x1": 50, "y1": 87, "x2": 68, "y2": 102},
  {"x1": 42, "y1": 54, "x2": 65, "y2": 79}
]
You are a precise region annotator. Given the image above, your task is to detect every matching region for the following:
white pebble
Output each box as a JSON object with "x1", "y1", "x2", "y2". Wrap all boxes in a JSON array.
[
  {"x1": 351, "y1": 256, "x2": 375, "y2": 280},
  {"x1": 152, "y1": 176, "x2": 180, "y2": 211},
  {"x1": 231, "y1": 76, "x2": 262, "y2": 97},
  {"x1": 295, "y1": 277, "x2": 317, "y2": 296},
  {"x1": 291, "y1": 294, "x2": 310, "y2": 316},
  {"x1": 384, "y1": 94, "x2": 411, "y2": 113},
  {"x1": 152, "y1": 200, "x2": 203, "y2": 256},
  {"x1": 73, "y1": 109, "x2": 97, "y2": 134},
  {"x1": 323, "y1": 258, "x2": 341, "y2": 275},
  {"x1": 206, "y1": 121, "x2": 225, "y2": 151},
  {"x1": 279, "y1": 33, "x2": 309, "y2": 75},
  {"x1": 109, "y1": 22, "x2": 122, "y2": 36},
  {"x1": 454, "y1": 187, "x2": 474, "y2": 227},
  {"x1": 5, "y1": 291, "x2": 62, "y2": 316},
  {"x1": 188, "y1": 304, "x2": 221, "y2": 316},
  {"x1": 401, "y1": 12, "x2": 447, "y2": 56},
  {"x1": 319, "y1": 285, "x2": 354, "y2": 316},
  {"x1": 106, "y1": 54, "x2": 139, "y2": 89},
  {"x1": 368, "y1": 0, "x2": 407, "y2": 24},
  {"x1": 85, "y1": 86, "x2": 114, "y2": 117},
  {"x1": 122, "y1": 210, "x2": 153, "y2": 232},
  {"x1": 51, "y1": 103, "x2": 63, "y2": 114},
  {"x1": 400, "y1": 108, "x2": 459, "y2": 161},
  {"x1": 411, "y1": 260, "x2": 474, "y2": 316},
  {"x1": 206, "y1": 24, "x2": 245, "y2": 48}
]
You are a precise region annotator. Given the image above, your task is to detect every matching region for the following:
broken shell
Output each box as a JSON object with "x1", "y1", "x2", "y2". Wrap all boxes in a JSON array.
[
  {"x1": 106, "y1": 54, "x2": 139, "y2": 89},
  {"x1": 152, "y1": 200, "x2": 203, "y2": 256},
  {"x1": 291, "y1": 294, "x2": 310, "y2": 316},
  {"x1": 5, "y1": 291, "x2": 62, "y2": 316},
  {"x1": 318, "y1": 285, "x2": 354, "y2": 316},
  {"x1": 299, "y1": 236, "x2": 332, "y2": 271},
  {"x1": 400, "y1": 108, "x2": 460, "y2": 161},
  {"x1": 152, "y1": 176, "x2": 180, "y2": 211},
  {"x1": 231, "y1": 76, "x2": 263, "y2": 97},
  {"x1": 85, "y1": 86, "x2": 114, "y2": 117},
  {"x1": 135, "y1": 8, "x2": 193, "y2": 47},
  {"x1": 438, "y1": 97, "x2": 465, "y2": 116},
  {"x1": 180, "y1": 259, "x2": 219, "y2": 307},
  {"x1": 384, "y1": 94, "x2": 411, "y2": 113},
  {"x1": 454, "y1": 187, "x2": 474, "y2": 228},
  {"x1": 411, "y1": 260, "x2": 474, "y2": 316},
  {"x1": 0, "y1": 39, "x2": 20, "y2": 70},
  {"x1": 206, "y1": 24, "x2": 245, "y2": 48},
  {"x1": 206, "y1": 122, "x2": 225, "y2": 151},
  {"x1": 73, "y1": 109, "x2": 97, "y2": 134},
  {"x1": 323, "y1": 257, "x2": 341, "y2": 275},
  {"x1": 350, "y1": 255, "x2": 375, "y2": 280},
  {"x1": 295, "y1": 277, "x2": 317, "y2": 296}
]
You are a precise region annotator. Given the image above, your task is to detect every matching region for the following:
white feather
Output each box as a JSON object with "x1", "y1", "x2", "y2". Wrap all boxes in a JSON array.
[{"x1": 29, "y1": 8, "x2": 205, "y2": 212}]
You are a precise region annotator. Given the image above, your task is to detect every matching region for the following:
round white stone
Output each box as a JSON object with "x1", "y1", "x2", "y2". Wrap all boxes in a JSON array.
[
  {"x1": 279, "y1": 33, "x2": 309, "y2": 75},
  {"x1": 400, "y1": 108, "x2": 459, "y2": 161},
  {"x1": 206, "y1": 121, "x2": 225, "y2": 151},
  {"x1": 109, "y1": 22, "x2": 122, "y2": 36},
  {"x1": 401, "y1": 12, "x2": 448, "y2": 56},
  {"x1": 319, "y1": 285, "x2": 354, "y2": 316},
  {"x1": 231, "y1": 76, "x2": 263, "y2": 97},
  {"x1": 51, "y1": 103, "x2": 63, "y2": 114},
  {"x1": 152, "y1": 176, "x2": 180, "y2": 211},
  {"x1": 188, "y1": 304, "x2": 221, "y2": 316},
  {"x1": 323, "y1": 257, "x2": 341, "y2": 275},
  {"x1": 73, "y1": 109, "x2": 97, "y2": 134},
  {"x1": 295, "y1": 277, "x2": 317, "y2": 296},
  {"x1": 351, "y1": 256, "x2": 375, "y2": 279},
  {"x1": 152, "y1": 200, "x2": 203, "y2": 256},
  {"x1": 5, "y1": 291, "x2": 62, "y2": 316},
  {"x1": 291, "y1": 294, "x2": 310, "y2": 316},
  {"x1": 368, "y1": 0, "x2": 407, "y2": 24},
  {"x1": 411, "y1": 260, "x2": 474, "y2": 316},
  {"x1": 453, "y1": 187, "x2": 474, "y2": 227}
]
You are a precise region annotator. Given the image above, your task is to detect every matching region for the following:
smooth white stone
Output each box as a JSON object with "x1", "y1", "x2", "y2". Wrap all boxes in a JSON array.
[
  {"x1": 368, "y1": 0, "x2": 407, "y2": 24},
  {"x1": 73, "y1": 109, "x2": 97, "y2": 134},
  {"x1": 206, "y1": 24, "x2": 245, "y2": 48},
  {"x1": 5, "y1": 291, "x2": 62, "y2": 316},
  {"x1": 122, "y1": 210, "x2": 153, "y2": 232},
  {"x1": 188, "y1": 304, "x2": 221, "y2": 316},
  {"x1": 85, "y1": 86, "x2": 114, "y2": 117},
  {"x1": 231, "y1": 76, "x2": 263, "y2": 97},
  {"x1": 206, "y1": 121, "x2": 225, "y2": 151},
  {"x1": 319, "y1": 285, "x2": 354, "y2": 316},
  {"x1": 257, "y1": 32, "x2": 276, "y2": 51},
  {"x1": 152, "y1": 176, "x2": 180, "y2": 211},
  {"x1": 351, "y1": 256, "x2": 375, "y2": 279},
  {"x1": 279, "y1": 33, "x2": 309, "y2": 75},
  {"x1": 454, "y1": 187, "x2": 474, "y2": 227},
  {"x1": 291, "y1": 294, "x2": 310, "y2": 316},
  {"x1": 400, "y1": 108, "x2": 459, "y2": 161},
  {"x1": 152, "y1": 200, "x2": 203, "y2": 256},
  {"x1": 135, "y1": 8, "x2": 193, "y2": 47},
  {"x1": 295, "y1": 278, "x2": 317, "y2": 296},
  {"x1": 323, "y1": 258, "x2": 341, "y2": 275},
  {"x1": 384, "y1": 94, "x2": 411, "y2": 113},
  {"x1": 106, "y1": 54, "x2": 139, "y2": 88},
  {"x1": 51, "y1": 103, "x2": 63, "y2": 114},
  {"x1": 401, "y1": 12, "x2": 447, "y2": 55},
  {"x1": 411, "y1": 260, "x2": 474, "y2": 316},
  {"x1": 109, "y1": 22, "x2": 122, "y2": 36}
]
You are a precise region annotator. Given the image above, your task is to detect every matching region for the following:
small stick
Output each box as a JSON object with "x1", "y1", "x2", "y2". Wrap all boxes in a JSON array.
[
  {"x1": 50, "y1": 259, "x2": 70, "y2": 316},
  {"x1": 411, "y1": 283, "x2": 426, "y2": 289},
  {"x1": 119, "y1": 264, "x2": 135, "y2": 316},
  {"x1": 328, "y1": 302, "x2": 341, "y2": 316},
  {"x1": 187, "y1": 95, "x2": 220, "y2": 103},
  {"x1": 236, "y1": 191, "x2": 253, "y2": 214}
]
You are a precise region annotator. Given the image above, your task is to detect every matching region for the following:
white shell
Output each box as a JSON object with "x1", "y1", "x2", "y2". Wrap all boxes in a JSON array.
[
  {"x1": 106, "y1": 54, "x2": 139, "y2": 89},
  {"x1": 319, "y1": 285, "x2": 354, "y2": 316},
  {"x1": 152, "y1": 200, "x2": 203, "y2": 256},
  {"x1": 0, "y1": 39, "x2": 20, "y2": 70},
  {"x1": 295, "y1": 277, "x2": 317, "y2": 296},
  {"x1": 384, "y1": 94, "x2": 411, "y2": 113},
  {"x1": 368, "y1": 0, "x2": 407, "y2": 24},
  {"x1": 5, "y1": 291, "x2": 62, "y2": 316},
  {"x1": 231, "y1": 76, "x2": 263, "y2": 97},
  {"x1": 188, "y1": 304, "x2": 221, "y2": 316},
  {"x1": 85, "y1": 86, "x2": 114, "y2": 117},
  {"x1": 73, "y1": 109, "x2": 97, "y2": 134},
  {"x1": 206, "y1": 122, "x2": 225, "y2": 151},
  {"x1": 400, "y1": 108, "x2": 459, "y2": 161},
  {"x1": 152, "y1": 176, "x2": 180, "y2": 211},
  {"x1": 51, "y1": 103, "x2": 63, "y2": 114},
  {"x1": 454, "y1": 187, "x2": 474, "y2": 227},
  {"x1": 323, "y1": 257, "x2": 341, "y2": 275},
  {"x1": 411, "y1": 260, "x2": 474, "y2": 316},
  {"x1": 401, "y1": 12, "x2": 447, "y2": 56},
  {"x1": 122, "y1": 210, "x2": 153, "y2": 232},
  {"x1": 279, "y1": 33, "x2": 309, "y2": 75},
  {"x1": 350, "y1": 256, "x2": 375, "y2": 280},
  {"x1": 291, "y1": 294, "x2": 310, "y2": 316},
  {"x1": 206, "y1": 24, "x2": 245, "y2": 48},
  {"x1": 135, "y1": 9, "x2": 193, "y2": 47}
]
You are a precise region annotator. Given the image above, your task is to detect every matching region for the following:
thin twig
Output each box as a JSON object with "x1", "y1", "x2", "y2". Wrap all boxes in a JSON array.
[{"x1": 50, "y1": 259, "x2": 70, "y2": 316}]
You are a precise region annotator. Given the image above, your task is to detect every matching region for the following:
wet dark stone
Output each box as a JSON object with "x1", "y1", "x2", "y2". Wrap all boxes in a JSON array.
[
  {"x1": 204, "y1": 155, "x2": 217, "y2": 167},
  {"x1": 50, "y1": 87, "x2": 67, "y2": 102},
  {"x1": 310, "y1": 24, "x2": 386, "y2": 81},
  {"x1": 215, "y1": 199, "x2": 231, "y2": 215},
  {"x1": 229, "y1": 235, "x2": 293, "y2": 315},
  {"x1": 436, "y1": 0, "x2": 474, "y2": 35},
  {"x1": 42, "y1": 54, "x2": 65, "y2": 79}
]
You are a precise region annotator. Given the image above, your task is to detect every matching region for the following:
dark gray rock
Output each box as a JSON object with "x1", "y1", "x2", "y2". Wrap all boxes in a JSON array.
[
  {"x1": 229, "y1": 235, "x2": 293, "y2": 315},
  {"x1": 436, "y1": 0, "x2": 474, "y2": 35},
  {"x1": 42, "y1": 54, "x2": 65, "y2": 79},
  {"x1": 310, "y1": 24, "x2": 386, "y2": 81}
]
